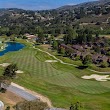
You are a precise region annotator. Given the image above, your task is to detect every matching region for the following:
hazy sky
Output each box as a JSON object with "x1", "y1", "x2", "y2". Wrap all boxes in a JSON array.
[{"x1": 0, "y1": 0, "x2": 98, "y2": 10}]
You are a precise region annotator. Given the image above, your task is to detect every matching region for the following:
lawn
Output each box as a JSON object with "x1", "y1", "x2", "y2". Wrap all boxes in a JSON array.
[{"x1": 0, "y1": 39, "x2": 110, "y2": 110}]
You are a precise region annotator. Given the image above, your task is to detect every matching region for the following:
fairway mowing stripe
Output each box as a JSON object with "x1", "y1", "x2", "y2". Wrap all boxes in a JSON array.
[
  {"x1": 8, "y1": 50, "x2": 110, "y2": 94},
  {"x1": 100, "y1": 81, "x2": 110, "y2": 89},
  {"x1": 33, "y1": 62, "x2": 37, "y2": 75},
  {"x1": 46, "y1": 73, "x2": 110, "y2": 94},
  {"x1": 58, "y1": 75, "x2": 71, "y2": 87},
  {"x1": 45, "y1": 64, "x2": 49, "y2": 76},
  {"x1": 37, "y1": 61, "x2": 41, "y2": 75},
  {"x1": 63, "y1": 74, "x2": 79, "y2": 87},
  {"x1": 6, "y1": 48, "x2": 110, "y2": 94},
  {"x1": 47, "y1": 65, "x2": 51, "y2": 76}
]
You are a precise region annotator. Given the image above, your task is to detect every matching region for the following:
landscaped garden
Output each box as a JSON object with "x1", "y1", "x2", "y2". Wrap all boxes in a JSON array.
[{"x1": 0, "y1": 39, "x2": 110, "y2": 110}]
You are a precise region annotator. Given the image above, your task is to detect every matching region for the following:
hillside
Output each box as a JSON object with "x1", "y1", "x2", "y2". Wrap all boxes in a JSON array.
[
  {"x1": 57, "y1": 0, "x2": 110, "y2": 11},
  {"x1": 1, "y1": 0, "x2": 110, "y2": 35}
]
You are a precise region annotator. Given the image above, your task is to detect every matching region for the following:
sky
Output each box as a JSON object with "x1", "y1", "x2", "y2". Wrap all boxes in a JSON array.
[{"x1": 0, "y1": 0, "x2": 98, "y2": 10}]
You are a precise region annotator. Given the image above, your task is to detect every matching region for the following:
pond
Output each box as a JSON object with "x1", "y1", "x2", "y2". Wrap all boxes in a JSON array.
[{"x1": 0, "y1": 42, "x2": 25, "y2": 56}]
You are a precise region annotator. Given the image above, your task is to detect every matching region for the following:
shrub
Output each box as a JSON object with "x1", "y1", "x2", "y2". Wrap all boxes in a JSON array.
[
  {"x1": 100, "y1": 61, "x2": 109, "y2": 68},
  {"x1": 15, "y1": 100, "x2": 48, "y2": 110},
  {"x1": 5, "y1": 106, "x2": 10, "y2": 110}
]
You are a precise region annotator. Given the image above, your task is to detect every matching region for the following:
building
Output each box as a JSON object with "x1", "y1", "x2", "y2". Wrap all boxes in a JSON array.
[{"x1": 25, "y1": 34, "x2": 38, "y2": 41}]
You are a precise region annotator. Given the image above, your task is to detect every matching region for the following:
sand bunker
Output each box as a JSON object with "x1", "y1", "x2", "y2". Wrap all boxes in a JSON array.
[
  {"x1": 0, "y1": 63, "x2": 11, "y2": 67},
  {"x1": 82, "y1": 74, "x2": 110, "y2": 81},
  {"x1": 15, "y1": 70, "x2": 24, "y2": 74},
  {"x1": 45, "y1": 60, "x2": 58, "y2": 63}
]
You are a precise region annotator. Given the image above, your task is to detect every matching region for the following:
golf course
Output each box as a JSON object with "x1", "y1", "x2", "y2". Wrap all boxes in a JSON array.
[{"x1": 0, "y1": 39, "x2": 110, "y2": 110}]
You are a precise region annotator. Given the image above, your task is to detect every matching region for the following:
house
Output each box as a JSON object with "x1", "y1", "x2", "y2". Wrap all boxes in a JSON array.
[
  {"x1": 101, "y1": 55, "x2": 108, "y2": 62},
  {"x1": 25, "y1": 34, "x2": 38, "y2": 41},
  {"x1": 60, "y1": 44, "x2": 74, "y2": 51},
  {"x1": 101, "y1": 49, "x2": 107, "y2": 55},
  {"x1": 72, "y1": 45, "x2": 83, "y2": 51},
  {"x1": 92, "y1": 54, "x2": 99, "y2": 64},
  {"x1": 70, "y1": 51, "x2": 81, "y2": 59},
  {"x1": 60, "y1": 42, "x2": 110, "y2": 65},
  {"x1": 92, "y1": 54, "x2": 108, "y2": 64},
  {"x1": 80, "y1": 52, "x2": 90, "y2": 60},
  {"x1": 87, "y1": 42, "x2": 93, "y2": 47}
]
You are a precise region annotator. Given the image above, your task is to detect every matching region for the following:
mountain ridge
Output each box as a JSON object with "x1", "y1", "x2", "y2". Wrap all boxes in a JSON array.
[
  {"x1": 0, "y1": 0, "x2": 110, "y2": 12},
  {"x1": 57, "y1": 0, "x2": 110, "y2": 11}
]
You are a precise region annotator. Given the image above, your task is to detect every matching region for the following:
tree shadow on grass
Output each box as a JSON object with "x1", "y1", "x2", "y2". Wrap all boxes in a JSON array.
[
  {"x1": 76, "y1": 65, "x2": 88, "y2": 70},
  {"x1": 56, "y1": 54, "x2": 62, "y2": 56}
]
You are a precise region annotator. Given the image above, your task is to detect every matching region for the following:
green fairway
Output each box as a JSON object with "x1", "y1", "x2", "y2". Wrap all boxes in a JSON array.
[{"x1": 0, "y1": 40, "x2": 110, "y2": 109}]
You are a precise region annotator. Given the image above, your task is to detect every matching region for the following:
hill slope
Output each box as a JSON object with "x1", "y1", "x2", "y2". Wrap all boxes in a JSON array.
[{"x1": 1, "y1": 0, "x2": 110, "y2": 35}]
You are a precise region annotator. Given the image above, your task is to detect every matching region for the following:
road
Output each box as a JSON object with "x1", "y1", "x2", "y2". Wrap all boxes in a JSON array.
[{"x1": 7, "y1": 84, "x2": 38, "y2": 101}]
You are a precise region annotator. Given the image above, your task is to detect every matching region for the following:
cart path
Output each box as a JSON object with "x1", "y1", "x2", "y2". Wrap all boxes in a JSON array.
[
  {"x1": 7, "y1": 82, "x2": 52, "y2": 107},
  {"x1": 33, "y1": 46, "x2": 110, "y2": 74}
]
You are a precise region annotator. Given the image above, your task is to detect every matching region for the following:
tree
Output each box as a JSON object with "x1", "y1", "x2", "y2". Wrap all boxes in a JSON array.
[
  {"x1": 107, "y1": 51, "x2": 110, "y2": 56},
  {"x1": 87, "y1": 33, "x2": 93, "y2": 42},
  {"x1": 52, "y1": 40, "x2": 58, "y2": 50},
  {"x1": 60, "y1": 48, "x2": 66, "y2": 56},
  {"x1": 95, "y1": 32, "x2": 99, "y2": 38},
  {"x1": 82, "y1": 33, "x2": 87, "y2": 43},
  {"x1": 36, "y1": 27, "x2": 44, "y2": 43},
  {"x1": 48, "y1": 35, "x2": 54, "y2": 44},
  {"x1": 15, "y1": 100, "x2": 48, "y2": 110},
  {"x1": 100, "y1": 61, "x2": 109, "y2": 68},
  {"x1": 38, "y1": 32, "x2": 44, "y2": 43},
  {"x1": 10, "y1": 34, "x2": 15, "y2": 41},
  {"x1": 82, "y1": 55, "x2": 92, "y2": 66},
  {"x1": 3, "y1": 64, "x2": 18, "y2": 78},
  {"x1": 22, "y1": 35, "x2": 27, "y2": 39},
  {"x1": 64, "y1": 27, "x2": 77, "y2": 44},
  {"x1": 5, "y1": 106, "x2": 10, "y2": 110},
  {"x1": 76, "y1": 33, "x2": 87, "y2": 44},
  {"x1": 76, "y1": 29, "x2": 94, "y2": 44},
  {"x1": 70, "y1": 102, "x2": 82, "y2": 110},
  {"x1": 94, "y1": 46, "x2": 100, "y2": 53}
]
